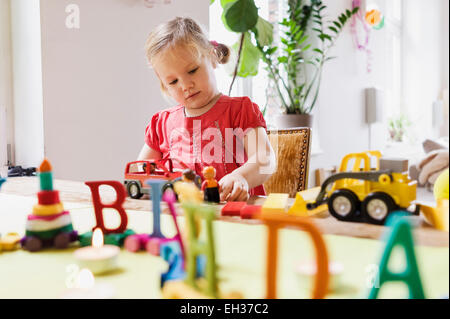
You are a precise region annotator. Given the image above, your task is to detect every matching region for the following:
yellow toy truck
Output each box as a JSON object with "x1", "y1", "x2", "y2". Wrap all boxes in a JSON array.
[{"x1": 307, "y1": 151, "x2": 419, "y2": 225}]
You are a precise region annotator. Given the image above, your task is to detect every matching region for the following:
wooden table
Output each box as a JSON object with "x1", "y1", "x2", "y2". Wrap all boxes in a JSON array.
[
  {"x1": 1, "y1": 177, "x2": 448, "y2": 299},
  {"x1": 1, "y1": 177, "x2": 448, "y2": 247}
]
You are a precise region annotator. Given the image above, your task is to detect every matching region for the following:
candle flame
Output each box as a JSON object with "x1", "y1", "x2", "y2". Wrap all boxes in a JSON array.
[
  {"x1": 75, "y1": 268, "x2": 95, "y2": 289},
  {"x1": 92, "y1": 228, "x2": 104, "y2": 248}
]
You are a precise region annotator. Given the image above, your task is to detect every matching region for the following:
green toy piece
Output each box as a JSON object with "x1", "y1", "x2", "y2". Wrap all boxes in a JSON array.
[
  {"x1": 79, "y1": 229, "x2": 135, "y2": 247},
  {"x1": 182, "y1": 202, "x2": 218, "y2": 298},
  {"x1": 39, "y1": 171, "x2": 53, "y2": 191},
  {"x1": 368, "y1": 213, "x2": 426, "y2": 299}
]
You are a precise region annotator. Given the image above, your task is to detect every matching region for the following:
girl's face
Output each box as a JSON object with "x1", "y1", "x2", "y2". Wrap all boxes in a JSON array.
[{"x1": 153, "y1": 44, "x2": 219, "y2": 115}]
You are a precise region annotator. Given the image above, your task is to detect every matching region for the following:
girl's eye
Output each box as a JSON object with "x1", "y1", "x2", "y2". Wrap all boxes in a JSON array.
[
  {"x1": 169, "y1": 79, "x2": 178, "y2": 85},
  {"x1": 188, "y1": 67, "x2": 199, "y2": 74}
]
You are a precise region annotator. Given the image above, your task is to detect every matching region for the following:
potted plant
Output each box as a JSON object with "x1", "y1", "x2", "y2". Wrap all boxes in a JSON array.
[
  {"x1": 215, "y1": 0, "x2": 359, "y2": 128},
  {"x1": 388, "y1": 114, "x2": 411, "y2": 143}
]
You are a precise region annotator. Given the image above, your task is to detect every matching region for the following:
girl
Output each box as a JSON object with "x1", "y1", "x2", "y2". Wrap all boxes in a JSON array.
[{"x1": 138, "y1": 17, "x2": 276, "y2": 202}]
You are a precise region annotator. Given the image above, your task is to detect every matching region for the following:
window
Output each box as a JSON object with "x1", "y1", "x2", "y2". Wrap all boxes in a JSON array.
[{"x1": 209, "y1": 0, "x2": 277, "y2": 123}]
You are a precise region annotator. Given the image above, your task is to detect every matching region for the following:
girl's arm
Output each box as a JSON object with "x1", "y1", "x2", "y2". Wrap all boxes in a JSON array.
[
  {"x1": 137, "y1": 144, "x2": 163, "y2": 160},
  {"x1": 219, "y1": 127, "x2": 277, "y2": 201}
]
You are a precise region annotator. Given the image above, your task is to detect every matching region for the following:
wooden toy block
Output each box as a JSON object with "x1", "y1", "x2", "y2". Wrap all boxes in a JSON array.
[
  {"x1": 289, "y1": 187, "x2": 328, "y2": 217},
  {"x1": 26, "y1": 212, "x2": 73, "y2": 232},
  {"x1": 85, "y1": 180, "x2": 129, "y2": 234},
  {"x1": 0, "y1": 232, "x2": 22, "y2": 251},
  {"x1": 240, "y1": 205, "x2": 261, "y2": 219},
  {"x1": 221, "y1": 201, "x2": 246, "y2": 217},
  {"x1": 420, "y1": 199, "x2": 449, "y2": 232},
  {"x1": 261, "y1": 193, "x2": 289, "y2": 214},
  {"x1": 160, "y1": 241, "x2": 185, "y2": 287},
  {"x1": 124, "y1": 234, "x2": 147, "y2": 252},
  {"x1": 37, "y1": 190, "x2": 60, "y2": 205},
  {"x1": 32, "y1": 203, "x2": 64, "y2": 216},
  {"x1": 182, "y1": 202, "x2": 218, "y2": 298},
  {"x1": 379, "y1": 158, "x2": 409, "y2": 173},
  {"x1": 258, "y1": 212, "x2": 330, "y2": 299},
  {"x1": 146, "y1": 237, "x2": 162, "y2": 256},
  {"x1": 368, "y1": 214, "x2": 425, "y2": 299},
  {"x1": 146, "y1": 179, "x2": 167, "y2": 239}
]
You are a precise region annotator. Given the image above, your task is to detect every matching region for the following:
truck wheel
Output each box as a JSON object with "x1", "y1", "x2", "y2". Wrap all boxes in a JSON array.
[
  {"x1": 361, "y1": 192, "x2": 396, "y2": 225},
  {"x1": 127, "y1": 181, "x2": 143, "y2": 199},
  {"x1": 328, "y1": 189, "x2": 360, "y2": 222},
  {"x1": 162, "y1": 181, "x2": 179, "y2": 201}
]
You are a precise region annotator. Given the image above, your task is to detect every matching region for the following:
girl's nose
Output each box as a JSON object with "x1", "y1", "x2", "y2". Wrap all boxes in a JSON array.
[{"x1": 181, "y1": 78, "x2": 194, "y2": 91}]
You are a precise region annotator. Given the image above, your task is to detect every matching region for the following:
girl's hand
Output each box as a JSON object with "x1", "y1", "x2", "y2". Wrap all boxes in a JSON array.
[{"x1": 219, "y1": 173, "x2": 249, "y2": 202}]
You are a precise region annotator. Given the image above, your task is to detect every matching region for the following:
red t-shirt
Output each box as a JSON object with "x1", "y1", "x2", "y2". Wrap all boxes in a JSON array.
[{"x1": 145, "y1": 95, "x2": 267, "y2": 196}]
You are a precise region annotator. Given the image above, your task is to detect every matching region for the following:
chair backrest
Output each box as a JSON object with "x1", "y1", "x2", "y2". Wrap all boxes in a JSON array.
[{"x1": 263, "y1": 127, "x2": 311, "y2": 197}]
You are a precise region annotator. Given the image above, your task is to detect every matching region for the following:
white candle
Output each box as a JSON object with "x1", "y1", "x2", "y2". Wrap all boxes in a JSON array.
[
  {"x1": 61, "y1": 268, "x2": 115, "y2": 299},
  {"x1": 74, "y1": 228, "x2": 120, "y2": 275}
]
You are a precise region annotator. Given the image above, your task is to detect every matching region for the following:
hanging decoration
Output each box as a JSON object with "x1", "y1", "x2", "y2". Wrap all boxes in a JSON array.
[{"x1": 350, "y1": 0, "x2": 384, "y2": 73}]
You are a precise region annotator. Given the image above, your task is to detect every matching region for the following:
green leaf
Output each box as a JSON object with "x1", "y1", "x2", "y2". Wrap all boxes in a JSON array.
[
  {"x1": 232, "y1": 32, "x2": 261, "y2": 77},
  {"x1": 302, "y1": 44, "x2": 311, "y2": 51},
  {"x1": 277, "y1": 56, "x2": 288, "y2": 64},
  {"x1": 313, "y1": 48, "x2": 323, "y2": 54},
  {"x1": 253, "y1": 17, "x2": 274, "y2": 46},
  {"x1": 333, "y1": 21, "x2": 342, "y2": 29},
  {"x1": 210, "y1": 0, "x2": 215, "y2": 4},
  {"x1": 352, "y1": 7, "x2": 360, "y2": 14},
  {"x1": 220, "y1": 0, "x2": 236, "y2": 8},
  {"x1": 224, "y1": 0, "x2": 259, "y2": 32},
  {"x1": 328, "y1": 26, "x2": 338, "y2": 33}
]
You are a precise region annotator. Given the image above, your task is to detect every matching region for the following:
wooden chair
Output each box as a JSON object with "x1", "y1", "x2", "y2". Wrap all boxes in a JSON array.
[{"x1": 263, "y1": 127, "x2": 311, "y2": 197}]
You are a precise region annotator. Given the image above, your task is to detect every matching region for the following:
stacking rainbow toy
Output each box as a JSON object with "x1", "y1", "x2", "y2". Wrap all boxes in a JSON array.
[{"x1": 21, "y1": 159, "x2": 77, "y2": 252}]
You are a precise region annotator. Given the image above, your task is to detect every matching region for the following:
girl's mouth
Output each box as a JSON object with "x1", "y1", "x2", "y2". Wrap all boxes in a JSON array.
[{"x1": 187, "y1": 92, "x2": 200, "y2": 99}]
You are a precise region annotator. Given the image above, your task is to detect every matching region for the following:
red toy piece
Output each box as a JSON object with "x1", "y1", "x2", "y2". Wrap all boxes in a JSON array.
[
  {"x1": 123, "y1": 157, "x2": 191, "y2": 199},
  {"x1": 221, "y1": 202, "x2": 246, "y2": 217},
  {"x1": 85, "y1": 180, "x2": 128, "y2": 234},
  {"x1": 240, "y1": 205, "x2": 262, "y2": 219}
]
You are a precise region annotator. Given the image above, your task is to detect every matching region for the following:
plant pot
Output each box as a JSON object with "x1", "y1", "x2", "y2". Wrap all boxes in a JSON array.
[{"x1": 274, "y1": 114, "x2": 313, "y2": 129}]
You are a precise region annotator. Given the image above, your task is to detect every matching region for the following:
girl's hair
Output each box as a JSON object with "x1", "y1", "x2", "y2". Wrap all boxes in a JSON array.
[{"x1": 145, "y1": 17, "x2": 230, "y2": 68}]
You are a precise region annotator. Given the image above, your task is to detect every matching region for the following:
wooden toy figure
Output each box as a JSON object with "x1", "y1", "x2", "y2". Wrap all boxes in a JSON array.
[{"x1": 201, "y1": 166, "x2": 220, "y2": 203}]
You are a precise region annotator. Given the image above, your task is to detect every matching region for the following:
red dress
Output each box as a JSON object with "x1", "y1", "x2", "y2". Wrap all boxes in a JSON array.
[{"x1": 145, "y1": 95, "x2": 267, "y2": 196}]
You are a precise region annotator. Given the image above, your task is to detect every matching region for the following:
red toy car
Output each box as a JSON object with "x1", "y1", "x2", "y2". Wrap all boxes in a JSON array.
[{"x1": 124, "y1": 158, "x2": 190, "y2": 199}]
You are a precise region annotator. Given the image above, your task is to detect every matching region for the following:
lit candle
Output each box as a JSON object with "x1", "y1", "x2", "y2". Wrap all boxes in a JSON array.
[
  {"x1": 74, "y1": 228, "x2": 120, "y2": 275},
  {"x1": 60, "y1": 268, "x2": 115, "y2": 299}
]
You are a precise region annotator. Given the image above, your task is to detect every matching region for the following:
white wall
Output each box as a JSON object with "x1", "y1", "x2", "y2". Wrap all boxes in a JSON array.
[
  {"x1": 39, "y1": 0, "x2": 209, "y2": 181},
  {"x1": 307, "y1": 0, "x2": 388, "y2": 184},
  {"x1": 10, "y1": 0, "x2": 45, "y2": 168},
  {"x1": 402, "y1": 0, "x2": 448, "y2": 140},
  {"x1": 0, "y1": 0, "x2": 15, "y2": 169}
]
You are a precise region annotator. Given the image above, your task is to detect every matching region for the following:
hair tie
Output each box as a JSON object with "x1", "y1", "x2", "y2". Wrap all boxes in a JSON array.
[{"x1": 210, "y1": 40, "x2": 219, "y2": 48}]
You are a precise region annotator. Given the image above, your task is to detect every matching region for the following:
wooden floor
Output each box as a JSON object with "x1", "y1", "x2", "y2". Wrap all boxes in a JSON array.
[{"x1": 1, "y1": 176, "x2": 448, "y2": 247}]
